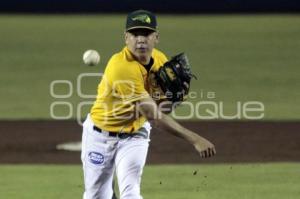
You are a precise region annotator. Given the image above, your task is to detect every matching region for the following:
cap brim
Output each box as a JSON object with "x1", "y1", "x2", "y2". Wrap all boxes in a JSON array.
[{"x1": 126, "y1": 26, "x2": 157, "y2": 32}]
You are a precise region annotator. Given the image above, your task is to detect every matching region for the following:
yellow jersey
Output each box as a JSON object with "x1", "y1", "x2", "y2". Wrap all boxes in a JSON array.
[{"x1": 90, "y1": 46, "x2": 168, "y2": 133}]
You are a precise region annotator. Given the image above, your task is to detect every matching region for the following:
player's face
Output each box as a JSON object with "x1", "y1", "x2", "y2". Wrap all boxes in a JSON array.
[{"x1": 125, "y1": 28, "x2": 159, "y2": 64}]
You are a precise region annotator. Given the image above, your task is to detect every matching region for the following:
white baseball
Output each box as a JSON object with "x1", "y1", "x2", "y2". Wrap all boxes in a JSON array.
[{"x1": 83, "y1": 50, "x2": 100, "y2": 66}]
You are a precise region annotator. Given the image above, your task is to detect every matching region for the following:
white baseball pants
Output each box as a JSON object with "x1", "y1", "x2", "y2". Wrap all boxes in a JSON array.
[{"x1": 81, "y1": 114, "x2": 151, "y2": 199}]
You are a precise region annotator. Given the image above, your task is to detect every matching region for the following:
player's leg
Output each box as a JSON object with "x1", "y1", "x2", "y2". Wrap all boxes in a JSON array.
[
  {"x1": 81, "y1": 115, "x2": 117, "y2": 199},
  {"x1": 115, "y1": 140, "x2": 149, "y2": 199},
  {"x1": 115, "y1": 122, "x2": 151, "y2": 199}
]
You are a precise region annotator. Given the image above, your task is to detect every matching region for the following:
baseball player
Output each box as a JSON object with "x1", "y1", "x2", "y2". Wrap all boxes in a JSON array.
[{"x1": 81, "y1": 10, "x2": 216, "y2": 199}]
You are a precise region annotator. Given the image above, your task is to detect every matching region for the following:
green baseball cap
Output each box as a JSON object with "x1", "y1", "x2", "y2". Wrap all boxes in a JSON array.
[{"x1": 125, "y1": 10, "x2": 157, "y2": 32}]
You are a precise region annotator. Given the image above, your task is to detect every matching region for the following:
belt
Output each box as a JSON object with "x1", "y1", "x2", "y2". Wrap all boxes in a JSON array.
[{"x1": 93, "y1": 126, "x2": 148, "y2": 139}]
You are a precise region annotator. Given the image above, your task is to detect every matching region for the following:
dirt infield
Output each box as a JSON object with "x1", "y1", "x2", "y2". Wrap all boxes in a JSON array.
[{"x1": 0, "y1": 120, "x2": 299, "y2": 164}]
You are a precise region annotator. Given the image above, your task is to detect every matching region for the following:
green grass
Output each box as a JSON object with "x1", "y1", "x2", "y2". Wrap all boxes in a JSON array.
[
  {"x1": 0, "y1": 15, "x2": 300, "y2": 120},
  {"x1": 0, "y1": 163, "x2": 299, "y2": 199}
]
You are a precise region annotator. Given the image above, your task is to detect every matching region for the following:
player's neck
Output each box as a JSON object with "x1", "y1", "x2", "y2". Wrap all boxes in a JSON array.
[
  {"x1": 133, "y1": 54, "x2": 151, "y2": 65},
  {"x1": 138, "y1": 56, "x2": 151, "y2": 65}
]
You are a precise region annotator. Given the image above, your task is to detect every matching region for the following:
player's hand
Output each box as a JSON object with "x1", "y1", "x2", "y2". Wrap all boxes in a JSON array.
[{"x1": 193, "y1": 137, "x2": 216, "y2": 158}]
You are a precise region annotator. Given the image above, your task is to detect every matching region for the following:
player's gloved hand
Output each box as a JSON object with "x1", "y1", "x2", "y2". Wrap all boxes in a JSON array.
[
  {"x1": 193, "y1": 137, "x2": 216, "y2": 158},
  {"x1": 155, "y1": 53, "x2": 196, "y2": 103}
]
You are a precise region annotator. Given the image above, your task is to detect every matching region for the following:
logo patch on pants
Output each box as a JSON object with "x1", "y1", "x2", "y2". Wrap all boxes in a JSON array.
[{"x1": 88, "y1": 151, "x2": 104, "y2": 165}]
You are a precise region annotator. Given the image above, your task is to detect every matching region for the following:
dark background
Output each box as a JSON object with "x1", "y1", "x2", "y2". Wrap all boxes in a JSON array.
[{"x1": 1, "y1": 0, "x2": 300, "y2": 13}]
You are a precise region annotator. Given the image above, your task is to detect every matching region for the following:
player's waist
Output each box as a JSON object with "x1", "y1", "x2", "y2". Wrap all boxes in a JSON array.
[
  {"x1": 93, "y1": 125, "x2": 148, "y2": 139},
  {"x1": 90, "y1": 110, "x2": 147, "y2": 132}
]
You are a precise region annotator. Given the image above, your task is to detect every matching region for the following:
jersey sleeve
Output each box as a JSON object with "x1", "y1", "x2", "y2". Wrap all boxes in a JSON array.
[{"x1": 160, "y1": 52, "x2": 168, "y2": 63}]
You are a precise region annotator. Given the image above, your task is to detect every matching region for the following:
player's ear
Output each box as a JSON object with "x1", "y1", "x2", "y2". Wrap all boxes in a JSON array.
[
  {"x1": 124, "y1": 31, "x2": 129, "y2": 45},
  {"x1": 155, "y1": 32, "x2": 159, "y2": 44}
]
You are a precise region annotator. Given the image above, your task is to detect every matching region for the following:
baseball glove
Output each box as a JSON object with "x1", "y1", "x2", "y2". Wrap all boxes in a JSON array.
[{"x1": 155, "y1": 53, "x2": 196, "y2": 102}]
